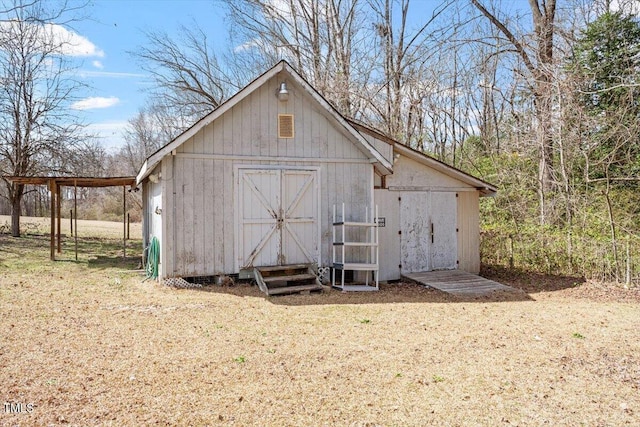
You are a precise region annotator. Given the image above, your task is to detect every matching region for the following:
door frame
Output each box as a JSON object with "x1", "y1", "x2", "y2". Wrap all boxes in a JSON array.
[
  {"x1": 234, "y1": 165, "x2": 321, "y2": 272},
  {"x1": 430, "y1": 191, "x2": 458, "y2": 270},
  {"x1": 399, "y1": 190, "x2": 458, "y2": 274}
]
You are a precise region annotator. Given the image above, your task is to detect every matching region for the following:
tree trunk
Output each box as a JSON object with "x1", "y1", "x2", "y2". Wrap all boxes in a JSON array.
[
  {"x1": 10, "y1": 183, "x2": 24, "y2": 237},
  {"x1": 603, "y1": 182, "x2": 619, "y2": 282},
  {"x1": 471, "y1": 0, "x2": 557, "y2": 223},
  {"x1": 534, "y1": 70, "x2": 555, "y2": 225}
]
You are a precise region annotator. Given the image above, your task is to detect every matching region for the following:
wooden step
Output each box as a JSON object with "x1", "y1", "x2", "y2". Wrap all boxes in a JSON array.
[
  {"x1": 264, "y1": 273, "x2": 316, "y2": 289},
  {"x1": 267, "y1": 283, "x2": 324, "y2": 296},
  {"x1": 254, "y1": 264, "x2": 323, "y2": 296},
  {"x1": 263, "y1": 273, "x2": 316, "y2": 284},
  {"x1": 256, "y1": 264, "x2": 309, "y2": 273},
  {"x1": 258, "y1": 264, "x2": 309, "y2": 277},
  {"x1": 261, "y1": 268, "x2": 308, "y2": 278}
]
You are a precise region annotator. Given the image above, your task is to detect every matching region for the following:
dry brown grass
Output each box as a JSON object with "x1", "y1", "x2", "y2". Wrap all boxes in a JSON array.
[
  {"x1": 0, "y1": 215, "x2": 142, "y2": 239},
  {"x1": 1, "y1": 218, "x2": 639, "y2": 426}
]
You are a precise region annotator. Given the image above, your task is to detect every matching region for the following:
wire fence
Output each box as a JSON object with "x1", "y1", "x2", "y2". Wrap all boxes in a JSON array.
[{"x1": 481, "y1": 228, "x2": 639, "y2": 285}]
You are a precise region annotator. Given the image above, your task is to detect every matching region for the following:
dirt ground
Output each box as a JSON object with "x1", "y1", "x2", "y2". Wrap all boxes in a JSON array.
[{"x1": 1, "y1": 219, "x2": 639, "y2": 426}]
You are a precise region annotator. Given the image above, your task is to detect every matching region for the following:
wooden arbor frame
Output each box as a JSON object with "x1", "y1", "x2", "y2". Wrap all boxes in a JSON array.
[{"x1": 4, "y1": 176, "x2": 136, "y2": 260}]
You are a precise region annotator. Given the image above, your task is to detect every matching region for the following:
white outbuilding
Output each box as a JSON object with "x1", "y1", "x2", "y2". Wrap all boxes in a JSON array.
[{"x1": 136, "y1": 61, "x2": 496, "y2": 293}]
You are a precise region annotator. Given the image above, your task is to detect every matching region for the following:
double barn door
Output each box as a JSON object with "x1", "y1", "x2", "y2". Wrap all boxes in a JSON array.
[
  {"x1": 400, "y1": 191, "x2": 458, "y2": 274},
  {"x1": 238, "y1": 168, "x2": 319, "y2": 268}
]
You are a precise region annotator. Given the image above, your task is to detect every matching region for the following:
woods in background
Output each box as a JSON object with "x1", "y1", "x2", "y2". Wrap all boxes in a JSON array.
[{"x1": 1, "y1": 0, "x2": 638, "y2": 282}]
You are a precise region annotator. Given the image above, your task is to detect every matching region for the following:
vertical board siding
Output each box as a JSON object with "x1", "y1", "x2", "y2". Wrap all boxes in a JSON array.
[
  {"x1": 194, "y1": 158, "x2": 205, "y2": 274},
  {"x1": 161, "y1": 75, "x2": 374, "y2": 277},
  {"x1": 387, "y1": 156, "x2": 468, "y2": 189},
  {"x1": 223, "y1": 160, "x2": 235, "y2": 273},
  {"x1": 167, "y1": 158, "x2": 371, "y2": 275},
  {"x1": 161, "y1": 157, "x2": 174, "y2": 277},
  {"x1": 457, "y1": 191, "x2": 480, "y2": 274},
  {"x1": 142, "y1": 181, "x2": 149, "y2": 248},
  {"x1": 203, "y1": 160, "x2": 216, "y2": 273},
  {"x1": 211, "y1": 160, "x2": 223, "y2": 273},
  {"x1": 375, "y1": 189, "x2": 401, "y2": 281},
  {"x1": 179, "y1": 157, "x2": 192, "y2": 274}
]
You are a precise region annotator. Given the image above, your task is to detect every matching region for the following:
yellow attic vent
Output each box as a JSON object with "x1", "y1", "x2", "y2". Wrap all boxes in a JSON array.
[{"x1": 278, "y1": 114, "x2": 294, "y2": 139}]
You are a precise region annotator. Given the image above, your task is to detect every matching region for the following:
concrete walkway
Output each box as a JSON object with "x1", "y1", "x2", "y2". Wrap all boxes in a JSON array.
[{"x1": 402, "y1": 269, "x2": 517, "y2": 297}]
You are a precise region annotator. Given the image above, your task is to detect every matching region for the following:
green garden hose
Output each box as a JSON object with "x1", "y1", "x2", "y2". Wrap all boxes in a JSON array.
[{"x1": 146, "y1": 236, "x2": 160, "y2": 280}]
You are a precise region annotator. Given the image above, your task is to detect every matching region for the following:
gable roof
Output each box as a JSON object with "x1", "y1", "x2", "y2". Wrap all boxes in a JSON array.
[
  {"x1": 136, "y1": 60, "x2": 393, "y2": 184},
  {"x1": 348, "y1": 118, "x2": 497, "y2": 196},
  {"x1": 136, "y1": 61, "x2": 497, "y2": 197}
]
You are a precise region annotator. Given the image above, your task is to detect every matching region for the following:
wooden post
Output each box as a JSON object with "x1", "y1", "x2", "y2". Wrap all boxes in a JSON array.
[
  {"x1": 127, "y1": 213, "x2": 130, "y2": 240},
  {"x1": 626, "y1": 236, "x2": 631, "y2": 286},
  {"x1": 49, "y1": 180, "x2": 56, "y2": 261},
  {"x1": 56, "y1": 183, "x2": 61, "y2": 254},
  {"x1": 123, "y1": 185, "x2": 126, "y2": 259},
  {"x1": 74, "y1": 181, "x2": 78, "y2": 261}
]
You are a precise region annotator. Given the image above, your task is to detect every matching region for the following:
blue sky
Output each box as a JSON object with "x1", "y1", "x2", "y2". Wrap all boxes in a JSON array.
[
  {"x1": 66, "y1": 0, "x2": 542, "y2": 152},
  {"x1": 70, "y1": 0, "x2": 227, "y2": 151},
  {"x1": 67, "y1": 0, "x2": 455, "y2": 151}
]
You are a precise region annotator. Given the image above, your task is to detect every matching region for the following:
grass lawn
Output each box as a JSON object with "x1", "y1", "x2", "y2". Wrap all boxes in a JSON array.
[{"x1": 1, "y1": 217, "x2": 639, "y2": 426}]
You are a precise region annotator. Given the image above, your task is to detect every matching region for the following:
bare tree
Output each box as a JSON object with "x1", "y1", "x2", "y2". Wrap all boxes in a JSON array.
[
  {"x1": 120, "y1": 103, "x2": 182, "y2": 176},
  {"x1": 471, "y1": 0, "x2": 558, "y2": 224},
  {"x1": 225, "y1": 0, "x2": 372, "y2": 116},
  {"x1": 364, "y1": 0, "x2": 455, "y2": 141},
  {"x1": 0, "y1": 0, "x2": 87, "y2": 236},
  {"x1": 135, "y1": 24, "x2": 233, "y2": 124}
]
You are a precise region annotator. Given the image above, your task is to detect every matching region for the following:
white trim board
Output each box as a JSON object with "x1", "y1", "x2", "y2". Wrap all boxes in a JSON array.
[{"x1": 176, "y1": 153, "x2": 372, "y2": 164}]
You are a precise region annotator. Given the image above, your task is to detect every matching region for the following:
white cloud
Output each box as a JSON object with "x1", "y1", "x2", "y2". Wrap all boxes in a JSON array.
[
  {"x1": 78, "y1": 70, "x2": 146, "y2": 79},
  {"x1": 92, "y1": 60, "x2": 104, "y2": 69},
  {"x1": 46, "y1": 23, "x2": 104, "y2": 57},
  {"x1": 71, "y1": 96, "x2": 120, "y2": 110},
  {"x1": 234, "y1": 38, "x2": 263, "y2": 53},
  {"x1": 0, "y1": 20, "x2": 104, "y2": 57}
]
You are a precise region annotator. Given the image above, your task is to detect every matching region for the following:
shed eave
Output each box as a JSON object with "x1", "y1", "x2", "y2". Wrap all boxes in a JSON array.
[
  {"x1": 393, "y1": 143, "x2": 497, "y2": 196},
  {"x1": 279, "y1": 61, "x2": 393, "y2": 174},
  {"x1": 136, "y1": 159, "x2": 149, "y2": 185}
]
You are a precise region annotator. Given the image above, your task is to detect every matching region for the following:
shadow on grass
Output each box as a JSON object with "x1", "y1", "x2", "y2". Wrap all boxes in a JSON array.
[
  {"x1": 0, "y1": 233, "x2": 142, "y2": 271},
  {"x1": 189, "y1": 280, "x2": 534, "y2": 305},
  {"x1": 87, "y1": 255, "x2": 141, "y2": 270},
  {"x1": 481, "y1": 264, "x2": 586, "y2": 294}
]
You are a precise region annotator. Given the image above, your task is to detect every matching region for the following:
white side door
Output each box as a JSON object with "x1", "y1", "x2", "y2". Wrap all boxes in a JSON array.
[
  {"x1": 400, "y1": 191, "x2": 458, "y2": 273},
  {"x1": 430, "y1": 192, "x2": 458, "y2": 270},
  {"x1": 400, "y1": 192, "x2": 430, "y2": 274}
]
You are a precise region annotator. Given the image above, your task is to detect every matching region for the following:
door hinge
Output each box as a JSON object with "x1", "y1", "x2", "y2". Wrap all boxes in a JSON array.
[
  {"x1": 399, "y1": 264, "x2": 402, "y2": 269},
  {"x1": 398, "y1": 197, "x2": 401, "y2": 201},
  {"x1": 456, "y1": 260, "x2": 459, "y2": 265},
  {"x1": 456, "y1": 193, "x2": 459, "y2": 198},
  {"x1": 456, "y1": 228, "x2": 459, "y2": 232},
  {"x1": 398, "y1": 230, "x2": 401, "y2": 235}
]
